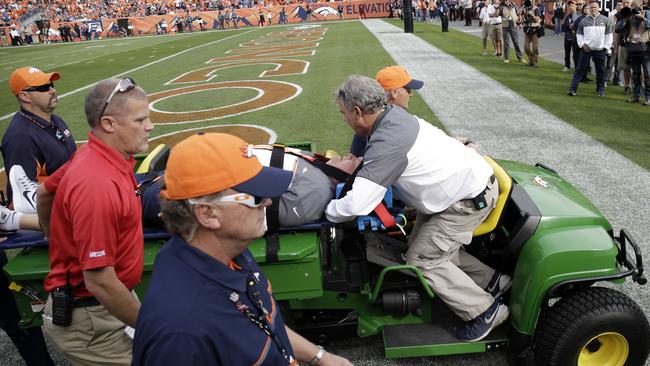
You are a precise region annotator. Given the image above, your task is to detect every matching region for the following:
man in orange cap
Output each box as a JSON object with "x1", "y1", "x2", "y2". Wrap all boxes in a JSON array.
[
  {"x1": 350, "y1": 65, "x2": 423, "y2": 157},
  {"x1": 133, "y1": 133, "x2": 352, "y2": 366},
  {"x1": 0, "y1": 66, "x2": 74, "y2": 366},
  {"x1": 2, "y1": 67, "x2": 76, "y2": 206},
  {"x1": 375, "y1": 65, "x2": 424, "y2": 110}
]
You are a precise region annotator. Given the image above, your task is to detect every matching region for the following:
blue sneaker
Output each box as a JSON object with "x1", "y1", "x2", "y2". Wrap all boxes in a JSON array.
[
  {"x1": 457, "y1": 297, "x2": 509, "y2": 342},
  {"x1": 484, "y1": 271, "x2": 512, "y2": 298}
]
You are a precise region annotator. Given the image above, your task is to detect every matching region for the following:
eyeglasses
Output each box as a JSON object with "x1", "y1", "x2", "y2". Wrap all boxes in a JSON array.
[
  {"x1": 99, "y1": 77, "x2": 136, "y2": 118},
  {"x1": 23, "y1": 82, "x2": 54, "y2": 93},
  {"x1": 188, "y1": 193, "x2": 266, "y2": 209}
]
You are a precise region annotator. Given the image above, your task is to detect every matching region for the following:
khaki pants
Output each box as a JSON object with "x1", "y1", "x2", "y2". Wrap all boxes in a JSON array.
[
  {"x1": 42, "y1": 294, "x2": 137, "y2": 366},
  {"x1": 406, "y1": 179, "x2": 498, "y2": 321},
  {"x1": 481, "y1": 22, "x2": 490, "y2": 41},
  {"x1": 491, "y1": 24, "x2": 503, "y2": 42},
  {"x1": 524, "y1": 33, "x2": 539, "y2": 64}
]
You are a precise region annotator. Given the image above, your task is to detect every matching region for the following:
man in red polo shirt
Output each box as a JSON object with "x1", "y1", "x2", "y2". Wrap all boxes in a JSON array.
[{"x1": 37, "y1": 77, "x2": 153, "y2": 365}]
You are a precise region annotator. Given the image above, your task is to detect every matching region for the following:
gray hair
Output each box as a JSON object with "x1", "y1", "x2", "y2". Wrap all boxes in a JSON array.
[
  {"x1": 84, "y1": 78, "x2": 147, "y2": 128},
  {"x1": 334, "y1": 75, "x2": 387, "y2": 114},
  {"x1": 159, "y1": 189, "x2": 227, "y2": 242}
]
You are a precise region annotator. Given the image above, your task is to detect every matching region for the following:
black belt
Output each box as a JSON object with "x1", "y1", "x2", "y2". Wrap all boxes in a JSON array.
[
  {"x1": 466, "y1": 175, "x2": 496, "y2": 210},
  {"x1": 73, "y1": 296, "x2": 101, "y2": 308}
]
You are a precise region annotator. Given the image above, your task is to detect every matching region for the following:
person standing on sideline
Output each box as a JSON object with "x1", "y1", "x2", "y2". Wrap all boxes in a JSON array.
[
  {"x1": 0, "y1": 66, "x2": 77, "y2": 366},
  {"x1": 622, "y1": 4, "x2": 650, "y2": 105},
  {"x1": 553, "y1": 0, "x2": 565, "y2": 35},
  {"x1": 38, "y1": 78, "x2": 154, "y2": 365},
  {"x1": 132, "y1": 133, "x2": 353, "y2": 366},
  {"x1": 567, "y1": 1, "x2": 613, "y2": 96},
  {"x1": 465, "y1": 0, "x2": 474, "y2": 25},
  {"x1": 502, "y1": 0, "x2": 526, "y2": 63},
  {"x1": 441, "y1": 1, "x2": 451, "y2": 30},
  {"x1": 488, "y1": 0, "x2": 504, "y2": 58},
  {"x1": 521, "y1": 0, "x2": 543, "y2": 66},
  {"x1": 479, "y1": 3, "x2": 492, "y2": 55},
  {"x1": 561, "y1": 1, "x2": 579, "y2": 71},
  {"x1": 3, "y1": 67, "x2": 76, "y2": 202}
]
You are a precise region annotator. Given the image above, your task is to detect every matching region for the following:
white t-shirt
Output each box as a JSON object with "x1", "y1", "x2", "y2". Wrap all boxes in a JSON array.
[
  {"x1": 488, "y1": 4, "x2": 502, "y2": 24},
  {"x1": 479, "y1": 7, "x2": 490, "y2": 23}
]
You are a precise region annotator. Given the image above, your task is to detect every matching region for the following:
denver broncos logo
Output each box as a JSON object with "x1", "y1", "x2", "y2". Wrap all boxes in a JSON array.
[{"x1": 314, "y1": 7, "x2": 340, "y2": 18}]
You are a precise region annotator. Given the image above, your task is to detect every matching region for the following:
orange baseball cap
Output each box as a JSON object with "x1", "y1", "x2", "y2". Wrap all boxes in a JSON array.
[
  {"x1": 375, "y1": 65, "x2": 424, "y2": 91},
  {"x1": 161, "y1": 133, "x2": 292, "y2": 200},
  {"x1": 9, "y1": 67, "x2": 60, "y2": 96}
]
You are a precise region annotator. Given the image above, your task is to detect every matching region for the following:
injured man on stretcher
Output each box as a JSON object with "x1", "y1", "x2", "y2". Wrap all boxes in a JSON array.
[{"x1": 0, "y1": 143, "x2": 362, "y2": 233}]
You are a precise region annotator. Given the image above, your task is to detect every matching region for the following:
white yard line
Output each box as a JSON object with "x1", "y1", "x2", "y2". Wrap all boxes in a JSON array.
[{"x1": 0, "y1": 29, "x2": 257, "y2": 122}]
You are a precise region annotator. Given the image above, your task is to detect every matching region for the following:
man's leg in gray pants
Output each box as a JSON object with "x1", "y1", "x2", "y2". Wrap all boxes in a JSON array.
[
  {"x1": 510, "y1": 28, "x2": 524, "y2": 60},
  {"x1": 405, "y1": 181, "x2": 499, "y2": 321},
  {"x1": 503, "y1": 27, "x2": 513, "y2": 60}
]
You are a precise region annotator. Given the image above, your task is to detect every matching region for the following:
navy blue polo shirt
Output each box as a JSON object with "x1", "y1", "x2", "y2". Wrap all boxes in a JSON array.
[
  {"x1": 133, "y1": 235, "x2": 296, "y2": 366},
  {"x1": 1, "y1": 109, "x2": 76, "y2": 202}
]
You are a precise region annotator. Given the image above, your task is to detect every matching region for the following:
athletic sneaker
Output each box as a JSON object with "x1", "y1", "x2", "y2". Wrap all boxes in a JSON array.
[
  {"x1": 503, "y1": 59, "x2": 510, "y2": 63},
  {"x1": 562, "y1": 67, "x2": 570, "y2": 72},
  {"x1": 457, "y1": 297, "x2": 509, "y2": 342},
  {"x1": 518, "y1": 58, "x2": 527, "y2": 64},
  {"x1": 484, "y1": 272, "x2": 512, "y2": 298},
  {"x1": 567, "y1": 89, "x2": 576, "y2": 96},
  {"x1": 0, "y1": 205, "x2": 20, "y2": 232},
  {"x1": 597, "y1": 91, "x2": 605, "y2": 97},
  {"x1": 9, "y1": 165, "x2": 38, "y2": 214}
]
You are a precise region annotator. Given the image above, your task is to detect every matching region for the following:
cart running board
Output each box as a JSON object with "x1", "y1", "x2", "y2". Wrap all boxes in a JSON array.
[{"x1": 383, "y1": 322, "x2": 509, "y2": 358}]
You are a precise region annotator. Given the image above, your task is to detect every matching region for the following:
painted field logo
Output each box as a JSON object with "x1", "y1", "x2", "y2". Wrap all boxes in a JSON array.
[{"x1": 150, "y1": 27, "x2": 326, "y2": 127}]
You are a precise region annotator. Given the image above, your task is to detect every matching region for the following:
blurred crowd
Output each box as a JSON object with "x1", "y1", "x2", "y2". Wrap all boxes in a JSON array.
[{"x1": 2, "y1": 0, "x2": 324, "y2": 25}]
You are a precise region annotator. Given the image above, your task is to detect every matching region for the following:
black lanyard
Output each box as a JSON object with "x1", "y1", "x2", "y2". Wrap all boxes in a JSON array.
[
  {"x1": 230, "y1": 272, "x2": 294, "y2": 365},
  {"x1": 18, "y1": 111, "x2": 68, "y2": 144}
]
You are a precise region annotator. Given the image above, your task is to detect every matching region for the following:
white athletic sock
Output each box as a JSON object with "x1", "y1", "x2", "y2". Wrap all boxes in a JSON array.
[{"x1": 0, "y1": 207, "x2": 22, "y2": 231}]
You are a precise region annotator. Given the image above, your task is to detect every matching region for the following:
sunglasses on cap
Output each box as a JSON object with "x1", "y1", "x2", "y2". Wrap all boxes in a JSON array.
[
  {"x1": 23, "y1": 82, "x2": 54, "y2": 93},
  {"x1": 188, "y1": 193, "x2": 266, "y2": 209},
  {"x1": 99, "y1": 77, "x2": 136, "y2": 118}
]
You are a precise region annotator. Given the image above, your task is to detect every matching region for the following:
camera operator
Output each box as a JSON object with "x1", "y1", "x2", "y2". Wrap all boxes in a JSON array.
[
  {"x1": 521, "y1": 0, "x2": 543, "y2": 66},
  {"x1": 615, "y1": 0, "x2": 634, "y2": 93},
  {"x1": 567, "y1": 1, "x2": 613, "y2": 97},
  {"x1": 502, "y1": 0, "x2": 526, "y2": 63},
  {"x1": 622, "y1": 4, "x2": 650, "y2": 104}
]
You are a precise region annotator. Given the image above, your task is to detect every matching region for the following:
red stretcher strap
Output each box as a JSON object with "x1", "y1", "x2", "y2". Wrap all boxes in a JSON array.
[{"x1": 373, "y1": 203, "x2": 396, "y2": 229}]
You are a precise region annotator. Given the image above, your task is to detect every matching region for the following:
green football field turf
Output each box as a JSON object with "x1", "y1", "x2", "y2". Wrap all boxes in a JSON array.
[
  {"x1": 391, "y1": 19, "x2": 650, "y2": 171},
  {"x1": 2, "y1": 20, "x2": 648, "y2": 171},
  {"x1": 0, "y1": 21, "x2": 442, "y2": 169}
]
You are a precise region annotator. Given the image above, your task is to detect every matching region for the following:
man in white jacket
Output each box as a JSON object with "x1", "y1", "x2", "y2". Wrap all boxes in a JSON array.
[{"x1": 567, "y1": 1, "x2": 613, "y2": 96}]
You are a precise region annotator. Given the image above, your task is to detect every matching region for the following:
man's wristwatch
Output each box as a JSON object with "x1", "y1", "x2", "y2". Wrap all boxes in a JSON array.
[{"x1": 308, "y1": 345, "x2": 326, "y2": 366}]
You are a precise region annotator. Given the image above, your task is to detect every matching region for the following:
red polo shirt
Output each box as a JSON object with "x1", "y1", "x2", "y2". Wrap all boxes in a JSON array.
[{"x1": 44, "y1": 132, "x2": 144, "y2": 297}]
